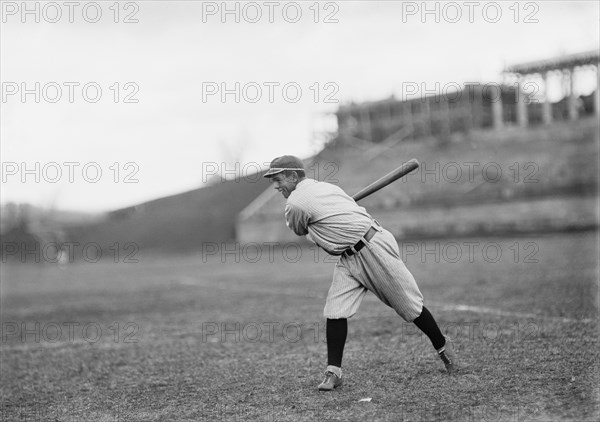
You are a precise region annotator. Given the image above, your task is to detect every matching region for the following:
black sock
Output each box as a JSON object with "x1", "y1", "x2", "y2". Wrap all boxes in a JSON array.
[
  {"x1": 412, "y1": 306, "x2": 446, "y2": 351},
  {"x1": 326, "y1": 318, "x2": 347, "y2": 368}
]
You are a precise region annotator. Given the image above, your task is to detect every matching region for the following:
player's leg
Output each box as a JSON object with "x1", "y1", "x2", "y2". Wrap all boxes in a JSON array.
[
  {"x1": 412, "y1": 306, "x2": 445, "y2": 349},
  {"x1": 412, "y1": 305, "x2": 457, "y2": 372},
  {"x1": 350, "y1": 229, "x2": 424, "y2": 321},
  {"x1": 325, "y1": 318, "x2": 347, "y2": 374},
  {"x1": 373, "y1": 230, "x2": 458, "y2": 369},
  {"x1": 320, "y1": 260, "x2": 367, "y2": 391},
  {"x1": 352, "y1": 228, "x2": 458, "y2": 372}
]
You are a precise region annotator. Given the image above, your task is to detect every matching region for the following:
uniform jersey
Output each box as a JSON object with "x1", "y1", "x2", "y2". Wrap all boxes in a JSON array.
[{"x1": 284, "y1": 179, "x2": 374, "y2": 255}]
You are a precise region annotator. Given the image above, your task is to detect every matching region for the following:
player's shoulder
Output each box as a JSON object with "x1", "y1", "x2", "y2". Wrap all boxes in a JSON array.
[{"x1": 287, "y1": 178, "x2": 318, "y2": 205}]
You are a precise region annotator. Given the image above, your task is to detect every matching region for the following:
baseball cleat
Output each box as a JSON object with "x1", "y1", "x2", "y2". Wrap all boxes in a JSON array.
[
  {"x1": 438, "y1": 336, "x2": 458, "y2": 374},
  {"x1": 318, "y1": 371, "x2": 343, "y2": 391}
]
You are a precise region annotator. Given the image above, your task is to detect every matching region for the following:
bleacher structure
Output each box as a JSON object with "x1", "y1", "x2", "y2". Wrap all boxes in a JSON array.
[{"x1": 237, "y1": 51, "x2": 599, "y2": 243}]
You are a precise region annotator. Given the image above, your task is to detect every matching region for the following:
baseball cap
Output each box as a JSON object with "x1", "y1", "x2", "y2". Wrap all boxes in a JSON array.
[{"x1": 263, "y1": 155, "x2": 305, "y2": 178}]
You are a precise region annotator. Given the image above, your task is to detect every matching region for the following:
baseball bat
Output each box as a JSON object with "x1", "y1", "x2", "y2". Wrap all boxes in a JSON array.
[{"x1": 352, "y1": 159, "x2": 419, "y2": 202}]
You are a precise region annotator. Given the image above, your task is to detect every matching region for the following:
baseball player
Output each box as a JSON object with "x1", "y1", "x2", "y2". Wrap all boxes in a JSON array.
[{"x1": 264, "y1": 155, "x2": 458, "y2": 391}]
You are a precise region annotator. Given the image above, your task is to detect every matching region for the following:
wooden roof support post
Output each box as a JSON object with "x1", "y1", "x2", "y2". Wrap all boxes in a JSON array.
[
  {"x1": 542, "y1": 71, "x2": 553, "y2": 125},
  {"x1": 492, "y1": 84, "x2": 503, "y2": 130},
  {"x1": 516, "y1": 74, "x2": 529, "y2": 128},
  {"x1": 595, "y1": 65, "x2": 600, "y2": 117},
  {"x1": 567, "y1": 67, "x2": 579, "y2": 121}
]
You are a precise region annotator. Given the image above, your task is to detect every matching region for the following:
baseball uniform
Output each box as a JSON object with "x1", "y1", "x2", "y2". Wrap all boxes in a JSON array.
[
  {"x1": 264, "y1": 155, "x2": 458, "y2": 389},
  {"x1": 285, "y1": 178, "x2": 424, "y2": 321}
]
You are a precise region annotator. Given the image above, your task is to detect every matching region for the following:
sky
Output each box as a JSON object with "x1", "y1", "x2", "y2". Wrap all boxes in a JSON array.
[{"x1": 1, "y1": 0, "x2": 599, "y2": 212}]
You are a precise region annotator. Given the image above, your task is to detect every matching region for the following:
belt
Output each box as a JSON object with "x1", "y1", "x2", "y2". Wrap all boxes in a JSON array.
[{"x1": 344, "y1": 226, "x2": 378, "y2": 256}]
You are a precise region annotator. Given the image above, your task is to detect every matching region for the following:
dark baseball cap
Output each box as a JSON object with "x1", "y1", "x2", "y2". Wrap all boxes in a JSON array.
[{"x1": 263, "y1": 155, "x2": 305, "y2": 178}]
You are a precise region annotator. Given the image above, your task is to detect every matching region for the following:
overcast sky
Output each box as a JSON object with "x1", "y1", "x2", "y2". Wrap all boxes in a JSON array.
[{"x1": 1, "y1": 1, "x2": 598, "y2": 212}]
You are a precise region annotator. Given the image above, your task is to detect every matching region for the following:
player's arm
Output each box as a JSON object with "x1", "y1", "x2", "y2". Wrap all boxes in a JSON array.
[{"x1": 284, "y1": 202, "x2": 310, "y2": 236}]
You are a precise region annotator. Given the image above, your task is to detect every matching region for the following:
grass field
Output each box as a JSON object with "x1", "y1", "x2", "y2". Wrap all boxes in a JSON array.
[{"x1": 1, "y1": 232, "x2": 598, "y2": 421}]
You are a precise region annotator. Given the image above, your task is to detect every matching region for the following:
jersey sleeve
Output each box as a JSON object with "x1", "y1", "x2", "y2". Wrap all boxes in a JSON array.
[{"x1": 284, "y1": 201, "x2": 310, "y2": 236}]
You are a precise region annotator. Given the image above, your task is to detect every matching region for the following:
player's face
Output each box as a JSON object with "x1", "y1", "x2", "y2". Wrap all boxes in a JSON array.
[{"x1": 270, "y1": 173, "x2": 298, "y2": 198}]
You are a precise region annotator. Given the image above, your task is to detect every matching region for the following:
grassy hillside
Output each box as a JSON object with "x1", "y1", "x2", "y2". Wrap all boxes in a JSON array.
[{"x1": 64, "y1": 174, "x2": 268, "y2": 254}]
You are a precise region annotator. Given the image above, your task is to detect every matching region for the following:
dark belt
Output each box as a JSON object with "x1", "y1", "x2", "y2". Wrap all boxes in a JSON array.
[{"x1": 344, "y1": 226, "x2": 378, "y2": 256}]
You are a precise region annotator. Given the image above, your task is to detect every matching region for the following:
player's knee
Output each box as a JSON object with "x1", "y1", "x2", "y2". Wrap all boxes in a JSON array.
[
  {"x1": 323, "y1": 308, "x2": 356, "y2": 319},
  {"x1": 393, "y1": 303, "x2": 423, "y2": 323}
]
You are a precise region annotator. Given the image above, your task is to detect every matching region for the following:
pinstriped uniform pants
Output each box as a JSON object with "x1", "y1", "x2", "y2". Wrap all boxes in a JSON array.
[{"x1": 323, "y1": 227, "x2": 424, "y2": 322}]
